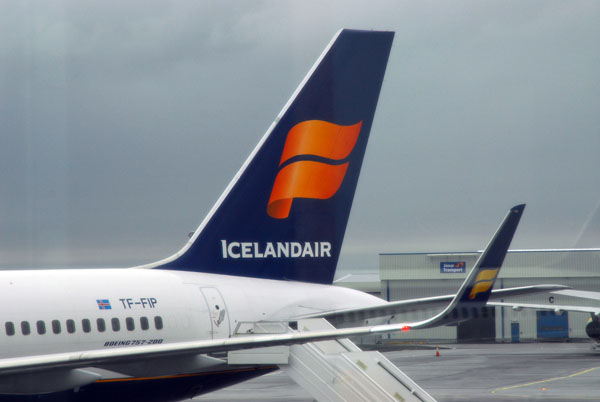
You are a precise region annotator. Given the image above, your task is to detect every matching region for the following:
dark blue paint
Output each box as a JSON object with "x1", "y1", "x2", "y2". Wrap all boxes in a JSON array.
[
  {"x1": 0, "y1": 366, "x2": 277, "y2": 402},
  {"x1": 421, "y1": 205, "x2": 525, "y2": 329},
  {"x1": 440, "y1": 261, "x2": 466, "y2": 273},
  {"x1": 458, "y1": 204, "x2": 525, "y2": 304},
  {"x1": 157, "y1": 30, "x2": 394, "y2": 285}
]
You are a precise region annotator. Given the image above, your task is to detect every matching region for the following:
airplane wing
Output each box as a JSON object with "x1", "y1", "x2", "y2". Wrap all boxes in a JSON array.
[
  {"x1": 300, "y1": 284, "x2": 570, "y2": 325},
  {"x1": 303, "y1": 204, "x2": 560, "y2": 328},
  {"x1": 0, "y1": 320, "x2": 417, "y2": 376},
  {"x1": 488, "y1": 288, "x2": 600, "y2": 316},
  {"x1": 551, "y1": 289, "x2": 600, "y2": 300},
  {"x1": 0, "y1": 204, "x2": 527, "y2": 380},
  {"x1": 488, "y1": 289, "x2": 600, "y2": 346},
  {"x1": 488, "y1": 301, "x2": 600, "y2": 315}
]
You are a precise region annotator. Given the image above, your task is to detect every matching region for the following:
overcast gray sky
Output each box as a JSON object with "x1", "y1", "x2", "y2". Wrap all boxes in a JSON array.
[{"x1": 1, "y1": 1, "x2": 599, "y2": 272}]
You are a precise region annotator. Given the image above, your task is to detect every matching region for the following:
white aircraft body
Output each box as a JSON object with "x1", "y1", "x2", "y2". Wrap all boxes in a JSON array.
[{"x1": 0, "y1": 30, "x2": 565, "y2": 401}]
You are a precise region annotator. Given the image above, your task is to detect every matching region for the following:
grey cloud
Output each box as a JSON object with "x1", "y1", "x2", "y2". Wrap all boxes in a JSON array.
[{"x1": 0, "y1": 1, "x2": 599, "y2": 270}]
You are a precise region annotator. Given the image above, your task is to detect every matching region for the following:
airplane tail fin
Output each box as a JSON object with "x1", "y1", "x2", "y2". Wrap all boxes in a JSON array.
[
  {"x1": 410, "y1": 204, "x2": 525, "y2": 329},
  {"x1": 141, "y1": 29, "x2": 394, "y2": 284}
]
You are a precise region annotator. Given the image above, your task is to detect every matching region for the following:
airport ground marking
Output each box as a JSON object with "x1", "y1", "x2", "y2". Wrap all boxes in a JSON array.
[{"x1": 491, "y1": 366, "x2": 600, "y2": 395}]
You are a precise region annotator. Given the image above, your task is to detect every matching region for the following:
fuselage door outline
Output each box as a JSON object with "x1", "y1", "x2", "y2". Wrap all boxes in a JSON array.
[{"x1": 199, "y1": 287, "x2": 231, "y2": 339}]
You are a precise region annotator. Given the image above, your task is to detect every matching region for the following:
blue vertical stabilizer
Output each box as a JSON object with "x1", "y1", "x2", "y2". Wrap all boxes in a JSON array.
[{"x1": 148, "y1": 30, "x2": 394, "y2": 284}]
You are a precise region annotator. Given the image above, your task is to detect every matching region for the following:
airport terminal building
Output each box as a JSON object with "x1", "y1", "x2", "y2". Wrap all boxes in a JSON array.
[{"x1": 376, "y1": 249, "x2": 600, "y2": 343}]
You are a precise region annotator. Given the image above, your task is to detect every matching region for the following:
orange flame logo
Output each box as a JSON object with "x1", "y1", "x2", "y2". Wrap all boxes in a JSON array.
[{"x1": 267, "y1": 120, "x2": 362, "y2": 219}]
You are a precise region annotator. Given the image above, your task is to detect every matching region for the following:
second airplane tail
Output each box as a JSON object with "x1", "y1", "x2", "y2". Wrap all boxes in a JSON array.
[
  {"x1": 143, "y1": 29, "x2": 394, "y2": 284},
  {"x1": 410, "y1": 204, "x2": 525, "y2": 329}
]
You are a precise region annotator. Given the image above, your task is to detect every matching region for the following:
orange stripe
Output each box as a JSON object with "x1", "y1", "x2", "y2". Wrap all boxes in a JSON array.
[
  {"x1": 267, "y1": 161, "x2": 349, "y2": 219},
  {"x1": 279, "y1": 120, "x2": 362, "y2": 165}
]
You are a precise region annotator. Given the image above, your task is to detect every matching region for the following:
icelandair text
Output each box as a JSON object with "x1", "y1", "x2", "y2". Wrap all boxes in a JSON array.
[{"x1": 221, "y1": 240, "x2": 331, "y2": 259}]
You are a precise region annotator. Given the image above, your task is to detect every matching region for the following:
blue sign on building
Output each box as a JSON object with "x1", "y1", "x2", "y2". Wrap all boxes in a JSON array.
[{"x1": 440, "y1": 261, "x2": 466, "y2": 273}]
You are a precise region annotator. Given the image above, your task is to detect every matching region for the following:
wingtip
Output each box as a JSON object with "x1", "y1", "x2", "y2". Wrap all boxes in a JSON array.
[{"x1": 511, "y1": 204, "x2": 526, "y2": 213}]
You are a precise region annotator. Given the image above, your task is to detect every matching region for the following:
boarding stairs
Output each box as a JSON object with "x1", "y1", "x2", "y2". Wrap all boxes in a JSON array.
[{"x1": 228, "y1": 318, "x2": 436, "y2": 402}]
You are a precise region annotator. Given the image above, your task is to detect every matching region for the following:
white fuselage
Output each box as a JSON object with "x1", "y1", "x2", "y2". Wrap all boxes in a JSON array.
[{"x1": 0, "y1": 268, "x2": 384, "y2": 363}]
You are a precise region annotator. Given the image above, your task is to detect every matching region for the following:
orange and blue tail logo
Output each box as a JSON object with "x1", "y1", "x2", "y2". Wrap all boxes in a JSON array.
[
  {"x1": 267, "y1": 120, "x2": 362, "y2": 219},
  {"x1": 154, "y1": 29, "x2": 395, "y2": 285},
  {"x1": 468, "y1": 268, "x2": 499, "y2": 300}
]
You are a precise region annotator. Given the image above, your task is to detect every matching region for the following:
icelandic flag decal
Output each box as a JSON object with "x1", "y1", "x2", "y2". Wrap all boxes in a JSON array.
[{"x1": 97, "y1": 299, "x2": 112, "y2": 310}]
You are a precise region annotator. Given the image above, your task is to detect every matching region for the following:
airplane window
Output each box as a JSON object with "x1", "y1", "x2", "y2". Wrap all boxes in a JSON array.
[
  {"x1": 154, "y1": 316, "x2": 163, "y2": 330},
  {"x1": 5, "y1": 322, "x2": 15, "y2": 336},
  {"x1": 111, "y1": 318, "x2": 120, "y2": 332},
  {"x1": 472, "y1": 307, "x2": 479, "y2": 319},
  {"x1": 66, "y1": 319, "x2": 76, "y2": 334},
  {"x1": 82, "y1": 319, "x2": 91, "y2": 333},
  {"x1": 52, "y1": 320, "x2": 61, "y2": 334},
  {"x1": 36, "y1": 320, "x2": 46, "y2": 335},
  {"x1": 21, "y1": 321, "x2": 31, "y2": 336},
  {"x1": 126, "y1": 317, "x2": 134, "y2": 331},
  {"x1": 97, "y1": 318, "x2": 106, "y2": 332},
  {"x1": 140, "y1": 316, "x2": 149, "y2": 330}
]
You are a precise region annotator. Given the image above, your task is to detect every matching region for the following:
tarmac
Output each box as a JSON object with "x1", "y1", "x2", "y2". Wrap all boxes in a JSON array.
[{"x1": 195, "y1": 342, "x2": 600, "y2": 401}]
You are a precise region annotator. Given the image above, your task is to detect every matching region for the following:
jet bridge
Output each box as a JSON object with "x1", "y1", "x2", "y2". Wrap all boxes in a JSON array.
[{"x1": 228, "y1": 319, "x2": 436, "y2": 402}]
